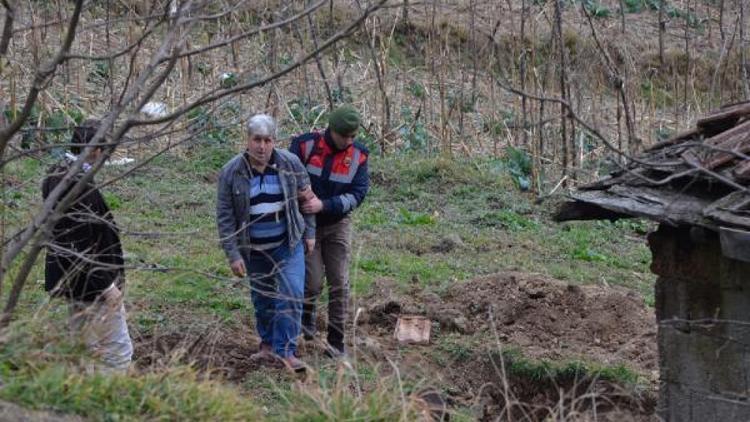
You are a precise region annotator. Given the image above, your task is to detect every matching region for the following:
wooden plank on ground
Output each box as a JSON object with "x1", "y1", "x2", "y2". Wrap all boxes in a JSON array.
[
  {"x1": 644, "y1": 128, "x2": 701, "y2": 152},
  {"x1": 698, "y1": 103, "x2": 750, "y2": 133}
]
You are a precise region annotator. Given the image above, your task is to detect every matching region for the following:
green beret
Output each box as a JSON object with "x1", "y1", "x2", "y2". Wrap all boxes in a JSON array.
[{"x1": 328, "y1": 105, "x2": 361, "y2": 135}]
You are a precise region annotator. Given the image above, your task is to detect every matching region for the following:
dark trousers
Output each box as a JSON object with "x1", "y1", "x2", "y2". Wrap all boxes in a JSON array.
[{"x1": 302, "y1": 216, "x2": 351, "y2": 350}]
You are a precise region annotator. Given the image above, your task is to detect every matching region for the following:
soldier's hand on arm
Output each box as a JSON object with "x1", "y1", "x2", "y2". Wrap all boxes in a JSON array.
[
  {"x1": 301, "y1": 196, "x2": 323, "y2": 214},
  {"x1": 298, "y1": 185, "x2": 314, "y2": 203},
  {"x1": 230, "y1": 259, "x2": 246, "y2": 278}
]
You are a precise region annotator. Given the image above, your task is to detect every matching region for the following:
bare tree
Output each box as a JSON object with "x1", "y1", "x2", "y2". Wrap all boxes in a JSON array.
[{"x1": 0, "y1": 0, "x2": 386, "y2": 325}]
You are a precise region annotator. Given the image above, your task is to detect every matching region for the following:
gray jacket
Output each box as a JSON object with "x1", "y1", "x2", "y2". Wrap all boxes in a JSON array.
[{"x1": 216, "y1": 148, "x2": 315, "y2": 263}]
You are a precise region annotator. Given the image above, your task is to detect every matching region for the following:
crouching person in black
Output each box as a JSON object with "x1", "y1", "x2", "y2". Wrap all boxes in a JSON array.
[{"x1": 42, "y1": 119, "x2": 133, "y2": 373}]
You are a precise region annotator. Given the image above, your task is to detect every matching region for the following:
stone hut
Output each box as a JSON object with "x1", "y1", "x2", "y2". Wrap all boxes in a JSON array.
[{"x1": 556, "y1": 102, "x2": 750, "y2": 421}]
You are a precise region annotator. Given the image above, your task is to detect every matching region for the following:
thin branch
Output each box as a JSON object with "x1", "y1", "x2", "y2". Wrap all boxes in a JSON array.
[
  {"x1": 0, "y1": 1, "x2": 193, "y2": 307},
  {"x1": 64, "y1": 20, "x2": 161, "y2": 61},
  {"x1": 129, "y1": 0, "x2": 388, "y2": 127},
  {"x1": 306, "y1": 9, "x2": 334, "y2": 110},
  {"x1": 494, "y1": 76, "x2": 651, "y2": 167},
  {"x1": 0, "y1": 0, "x2": 85, "y2": 160},
  {"x1": 159, "y1": 0, "x2": 327, "y2": 63},
  {"x1": 581, "y1": 1, "x2": 636, "y2": 149},
  {"x1": 0, "y1": 0, "x2": 14, "y2": 56}
]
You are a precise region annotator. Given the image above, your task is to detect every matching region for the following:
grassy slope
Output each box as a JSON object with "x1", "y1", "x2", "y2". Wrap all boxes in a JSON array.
[{"x1": 0, "y1": 145, "x2": 655, "y2": 419}]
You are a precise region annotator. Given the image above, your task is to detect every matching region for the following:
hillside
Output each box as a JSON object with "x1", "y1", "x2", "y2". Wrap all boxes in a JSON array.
[
  {"x1": 0, "y1": 149, "x2": 658, "y2": 420},
  {"x1": 0, "y1": 0, "x2": 737, "y2": 419}
]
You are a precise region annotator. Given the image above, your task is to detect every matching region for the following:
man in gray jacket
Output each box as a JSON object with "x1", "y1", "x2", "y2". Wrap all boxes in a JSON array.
[{"x1": 216, "y1": 114, "x2": 315, "y2": 371}]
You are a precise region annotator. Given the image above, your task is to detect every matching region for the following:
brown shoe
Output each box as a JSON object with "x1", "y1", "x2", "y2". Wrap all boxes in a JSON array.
[
  {"x1": 250, "y1": 343, "x2": 273, "y2": 360},
  {"x1": 281, "y1": 355, "x2": 307, "y2": 373}
]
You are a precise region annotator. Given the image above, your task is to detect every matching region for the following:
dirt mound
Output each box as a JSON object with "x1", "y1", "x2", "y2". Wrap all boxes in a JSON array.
[
  {"x1": 360, "y1": 272, "x2": 656, "y2": 374},
  {"x1": 449, "y1": 272, "x2": 657, "y2": 372},
  {"x1": 355, "y1": 272, "x2": 658, "y2": 420}
]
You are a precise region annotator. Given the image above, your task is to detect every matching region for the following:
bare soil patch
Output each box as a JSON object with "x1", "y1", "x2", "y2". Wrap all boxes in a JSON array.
[
  {"x1": 133, "y1": 271, "x2": 658, "y2": 420},
  {"x1": 354, "y1": 272, "x2": 658, "y2": 420},
  {"x1": 359, "y1": 272, "x2": 657, "y2": 374}
]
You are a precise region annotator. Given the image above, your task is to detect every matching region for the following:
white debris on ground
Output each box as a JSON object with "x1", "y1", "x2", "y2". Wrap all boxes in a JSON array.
[
  {"x1": 140, "y1": 102, "x2": 168, "y2": 118},
  {"x1": 107, "y1": 157, "x2": 135, "y2": 166},
  {"x1": 219, "y1": 72, "x2": 237, "y2": 88}
]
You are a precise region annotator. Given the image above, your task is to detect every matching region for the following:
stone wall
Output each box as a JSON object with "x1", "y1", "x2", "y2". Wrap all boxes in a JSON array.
[{"x1": 649, "y1": 224, "x2": 750, "y2": 421}]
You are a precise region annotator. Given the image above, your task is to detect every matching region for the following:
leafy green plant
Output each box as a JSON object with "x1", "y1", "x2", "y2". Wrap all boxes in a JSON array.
[
  {"x1": 583, "y1": 0, "x2": 611, "y2": 17},
  {"x1": 655, "y1": 126, "x2": 674, "y2": 142},
  {"x1": 483, "y1": 110, "x2": 515, "y2": 137},
  {"x1": 356, "y1": 128, "x2": 380, "y2": 155},
  {"x1": 641, "y1": 80, "x2": 674, "y2": 107},
  {"x1": 196, "y1": 62, "x2": 212, "y2": 77},
  {"x1": 576, "y1": 129, "x2": 597, "y2": 153},
  {"x1": 503, "y1": 146, "x2": 532, "y2": 191},
  {"x1": 5, "y1": 105, "x2": 85, "y2": 149},
  {"x1": 219, "y1": 72, "x2": 238, "y2": 88},
  {"x1": 331, "y1": 87, "x2": 353, "y2": 104},
  {"x1": 357, "y1": 256, "x2": 393, "y2": 275},
  {"x1": 186, "y1": 102, "x2": 239, "y2": 146},
  {"x1": 572, "y1": 243, "x2": 609, "y2": 262},
  {"x1": 92, "y1": 60, "x2": 110, "y2": 80},
  {"x1": 474, "y1": 209, "x2": 538, "y2": 231},
  {"x1": 644, "y1": 0, "x2": 705, "y2": 28},
  {"x1": 357, "y1": 206, "x2": 389, "y2": 228},
  {"x1": 399, "y1": 106, "x2": 433, "y2": 152},
  {"x1": 407, "y1": 81, "x2": 426, "y2": 99},
  {"x1": 287, "y1": 98, "x2": 327, "y2": 128},
  {"x1": 447, "y1": 90, "x2": 476, "y2": 113},
  {"x1": 666, "y1": 6, "x2": 705, "y2": 29},
  {"x1": 496, "y1": 210, "x2": 538, "y2": 231},
  {"x1": 623, "y1": 0, "x2": 645, "y2": 13}
]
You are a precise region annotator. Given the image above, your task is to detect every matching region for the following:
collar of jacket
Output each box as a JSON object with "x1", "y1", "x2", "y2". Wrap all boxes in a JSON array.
[
  {"x1": 324, "y1": 128, "x2": 352, "y2": 152},
  {"x1": 240, "y1": 149, "x2": 278, "y2": 175}
]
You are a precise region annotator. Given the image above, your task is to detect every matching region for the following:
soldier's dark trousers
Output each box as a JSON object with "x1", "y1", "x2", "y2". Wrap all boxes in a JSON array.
[{"x1": 302, "y1": 216, "x2": 352, "y2": 351}]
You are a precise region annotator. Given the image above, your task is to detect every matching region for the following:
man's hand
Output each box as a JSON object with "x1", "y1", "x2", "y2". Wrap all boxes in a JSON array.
[
  {"x1": 301, "y1": 196, "x2": 324, "y2": 214},
  {"x1": 304, "y1": 238, "x2": 316, "y2": 256},
  {"x1": 230, "y1": 259, "x2": 247, "y2": 278}
]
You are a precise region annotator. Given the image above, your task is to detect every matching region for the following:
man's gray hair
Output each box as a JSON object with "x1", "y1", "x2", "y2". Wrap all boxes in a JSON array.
[{"x1": 246, "y1": 114, "x2": 277, "y2": 138}]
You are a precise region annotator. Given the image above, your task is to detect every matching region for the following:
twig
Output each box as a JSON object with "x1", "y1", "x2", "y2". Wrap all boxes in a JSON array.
[{"x1": 129, "y1": 0, "x2": 388, "y2": 127}]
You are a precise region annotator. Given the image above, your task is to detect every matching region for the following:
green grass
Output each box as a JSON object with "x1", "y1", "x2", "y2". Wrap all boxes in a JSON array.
[
  {"x1": 0, "y1": 318, "x2": 261, "y2": 421},
  {"x1": 355, "y1": 153, "x2": 654, "y2": 297},
  {"x1": 280, "y1": 367, "x2": 422, "y2": 421},
  {"x1": 435, "y1": 333, "x2": 475, "y2": 363},
  {"x1": 0, "y1": 366, "x2": 260, "y2": 421},
  {"x1": 494, "y1": 348, "x2": 644, "y2": 385},
  {"x1": 0, "y1": 149, "x2": 656, "y2": 419}
]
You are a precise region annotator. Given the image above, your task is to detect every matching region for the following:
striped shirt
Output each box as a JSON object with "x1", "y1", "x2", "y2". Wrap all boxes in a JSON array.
[{"x1": 246, "y1": 155, "x2": 287, "y2": 252}]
